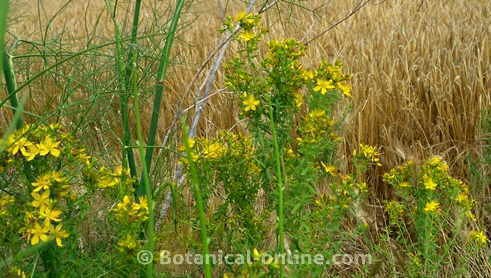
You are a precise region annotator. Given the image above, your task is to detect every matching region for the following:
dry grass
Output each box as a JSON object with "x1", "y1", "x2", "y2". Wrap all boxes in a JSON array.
[{"x1": 5, "y1": 0, "x2": 490, "y2": 187}]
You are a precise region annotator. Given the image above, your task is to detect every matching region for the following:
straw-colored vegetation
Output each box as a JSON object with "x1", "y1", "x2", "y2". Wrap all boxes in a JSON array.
[{"x1": 1, "y1": 0, "x2": 490, "y2": 277}]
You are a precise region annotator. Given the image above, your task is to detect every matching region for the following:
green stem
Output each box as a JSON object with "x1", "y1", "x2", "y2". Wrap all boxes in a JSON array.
[
  {"x1": 135, "y1": 91, "x2": 156, "y2": 278},
  {"x1": 110, "y1": 0, "x2": 139, "y2": 182},
  {"x1": 122, "y1": 0, "x2": 143, "y2": 181},
  {"x1": 2, "y1": 52, "x2": 22, "y2": 129},
  {"x1": 183, "y1": 126, "x2": 212, "y2": 278},
  {"x1": 269, "y1": 104, "x2": 285, "y2": 277},
  {"x1": 138, "y1": 0, "x2": 186, "y2": 195}
]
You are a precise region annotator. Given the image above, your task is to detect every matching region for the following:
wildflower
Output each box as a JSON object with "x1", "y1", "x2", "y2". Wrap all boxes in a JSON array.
[
  {"x1": 37, "y1": 136, "x2": 61, "y2": 157},
  {"x1": 118, "y1": 235, "x2": 137, "y2": 249},
  {"x1": 7, "y1": 137, "x2": 30, "y2": 156},
  {"x1": 32, "y1": 175, "x2": 51, "y2": 193},
  {"x1": 313, "y1": 79, "x2": 335, "y2": 95},
  {"x1": 320, "y1": 162, "x2": 337, "y2": 176},
  {"x1": 47, "y1": 171, "x2": 67, "y2": 183},
  {"x1": 0, "y1": 195, "x2": 15, "y2": 216},
  {"x1": 354, "y1": 144, "x2": 382, "y2": 166},
  {"x1": 117, "y1": 195, "x2": 132, "y2": 211},
  {"x1": 238, "y1": 31, "x2": 255, "y2": 41},
  {"x1": 40, "y1": 206, "x2": 62, "y2": 222},
  {"x1": 336, "y1": 82, "x2": 352, "y2": 97},
  {"x1": 10, "y1": 267, "x2": 26, "y2": 278},
  {"x1": 293, "y1": 92, "x2": 303, "y2": 108},
  {"x1": 29, "y1": 221, "x2": 51, "y2": 245},
  {"x1": 300, "y1": 70, "x2": 315, "y2": 80},
  {"x1": 466, "y1": 211, "x2": 477, "y2": 222},
  {"x1": 22, "y1": 144, "x2": 39, "y2": 161},
  {"x1": 203, "y1": 142, "x2": 225, "y2": 159},
  {"x1": 423, "y1": 176, "x2": 437, "y2": 190},
  {"x1": 252, "y1": 248, "x2": 262, "y2": 259},
  {"x1": 233, "y1": 11, "x2": 254, "y2": 23},
  {"x1": 131, "y1": 197, "x2": 149, "y2": 215},
  {"x1": 469, "y1": 231, "x2": 488, "y2": 245},
  {"x1": 31, "y1": 191, "x2": 51, "y2": 208},
  {"x1": 243, "y1": 94, "x2": 260, "y2": 111},
  {"x1": 51, "y1": 224, "x2": 69, "y2": 247},
  {"x1": 399, "y1": 181, "x2": 411, "y2": 188},
  {"x1": 423, "y1": 201, "x2": 440, "y2": 213},
  {"x1": 455, "y1": 192, "x2": 468, "y2": 203},
  {"x1": 309, "y1": 109, "x2": 326, "y2": 119}
]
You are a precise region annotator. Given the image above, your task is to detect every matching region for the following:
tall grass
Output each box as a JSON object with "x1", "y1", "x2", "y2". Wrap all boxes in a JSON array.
[{"x1": 1, "y1": 0, "x2": 490, "y2": 276}]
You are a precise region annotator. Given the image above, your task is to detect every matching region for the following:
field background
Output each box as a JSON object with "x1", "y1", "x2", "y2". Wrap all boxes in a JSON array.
[
  {"x1": 1, "y1": 0, "x2": 491, "y2": 276},
  {"x1": 7, "y1": 0, "x2": 490, "y2": 182}
]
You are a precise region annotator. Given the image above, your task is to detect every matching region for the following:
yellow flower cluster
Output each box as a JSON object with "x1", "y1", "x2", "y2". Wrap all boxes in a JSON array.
[
  {"x1": 97, "y1": 166, "x2": 131, "y2": 188},
  {"x1": 26, "y1": 171, "x2": 70, "y2": 247},
  {"x1": 353, "y1": 144, "x2": 383, "y2": 166},
  {"x1": 297, "y1": 109, "x2": 337, "y2": 146},
  {"x1": 312, "y1": 61, "x2": 352, "y2": 97},
  {"x1": 384, "y1": 157, "x2": 478, "y2": 221},
  {"x1": 469, "y1": 230, "x2": 488, "y2": 245},
  {"x1": 113, "y1": 195, "x2": 149, "y2": 223},
  {"x1": 117, "y1": 234, "x2": 137, "y2": 250},
  {"x1": 6, "y1": 125, "x2": 62, "y2": 162},
  {"x1": 228, "y1": 11, "x2": 261, "y2": 42},
  {"x1": 0, "y1": 194, "x2": 15, "y2": 216}
]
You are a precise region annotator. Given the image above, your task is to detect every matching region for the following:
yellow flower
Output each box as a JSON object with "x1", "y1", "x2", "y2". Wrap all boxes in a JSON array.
[
  {"x1": 300, "y1": 70, "x2": 315, "y2": 80},
  {"x1": 423, "y1": 176, "x2": 437, "y2": 190},
  {"x1": 29, "y1": 221, "x2": 51, "y2": 245},
  {"x1": 233, "y1": 11, "x2": 247, "y2": 22},
  {"x1": 336, "y1": 82, "x2": 352, "y2": 97},
  {"x1": 97, "y1": 175, "x2": 119, "y2": 188},
  {"x1": 10, "y1": 266, "x2": 27, "y2": 278},
  {"x1": 469, "y1": 231, "x2": 488, "y2": 245},
  {"x1": 320, "y1": 162, "x2": 337, "y2": 176},
  {"x1": 455, "y1": 192, "x2": 468, "y2": 203},
  {"x1": 40, "y1": 206, "x2": 63, "y2": 222},
  {"x1": 23, "y1": 143, "x2": 39, "y2": 161},
  {"x1": 7, "y1": 136, "x2": 29, "y2": 155},
  {"x1": 51, "y1": 224, "x2": 69, "y2": 247},
  {"x1": 293, "y1": 92, "x2": 303, "y2": 108},
  {"x1": 399, "y1": 181, "x2": 411, "y2": 188},
  {"x1": 118, "y1": 235, "x2": 137, "y2": 249},
  {"x1": 203, "y1": 142, "x2": 226, "y2": 159},
  {"x1": 38, "y1": 136, "x2": 61, "y2": 157},
  {"x1": 252, "y1": 248, "x2": 262, "y2": 259},
  {"x1": 31, "y1": 191, "x2": 51, "y2": 208},
  {"x1": 238, "y1": 31, "x2": 255, "y2": 41},
  {"x1": 48, "y1": 171, "x2": 67, "y2": 183},
  {"x1": 354, "y1": 144, "x2": 382, "y2": 166},
  {"x1": 32, "y1": 175, "x2": 51, "y2": 193},
  {"x1": 466, "y1": 211, "x2": 477, "y2": 222},
  {"x1": 243, "y1": 94, "x2": 260, "y2": 112},
  {"x1": 313, "y1": 79, "x2": 335, "y2": 95},
  {"x1": 423, "y1": 201, "x2": 440, "y2": 213}
]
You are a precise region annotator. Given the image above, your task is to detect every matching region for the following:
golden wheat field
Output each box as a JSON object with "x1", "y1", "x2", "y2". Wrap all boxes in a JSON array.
[{"x1": 1, "y1": 0, "x2": 490, "y2": 277}]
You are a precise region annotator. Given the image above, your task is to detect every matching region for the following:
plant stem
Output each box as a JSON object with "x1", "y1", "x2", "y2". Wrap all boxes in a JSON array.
[
  {"x1": 2, "y1": 52, "x2": 22, "y2": 129},
  {"x1": 269, "y1": 104, "x2": 285, "y2": 278},
  {"x1": 134, "y1": 90, "x2": 156, "y2": 278},
  {"x1": 138, "y1": 0, "x2": 186, "y2": 195},
  {"x1": 110, "y1": 0, "x2": 138, "y2": 182},
  {"x1": 183, "y1": 127, "x2": 212, "y2": 278}
]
